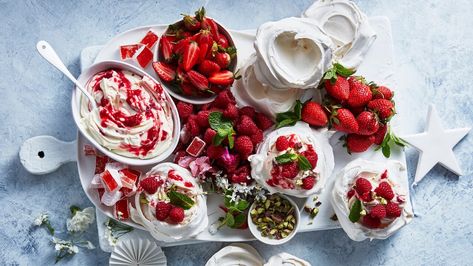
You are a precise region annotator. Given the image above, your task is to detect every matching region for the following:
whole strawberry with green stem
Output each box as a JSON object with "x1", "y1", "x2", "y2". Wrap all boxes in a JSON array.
[{"x1": 323, "y1": 63, "x2": 356, "y2": 102}]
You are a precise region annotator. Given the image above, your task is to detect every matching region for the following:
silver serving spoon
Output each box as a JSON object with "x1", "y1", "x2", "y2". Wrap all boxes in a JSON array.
[{"x1": 36, "y1": 40, "x2": 97, "y2": 109}]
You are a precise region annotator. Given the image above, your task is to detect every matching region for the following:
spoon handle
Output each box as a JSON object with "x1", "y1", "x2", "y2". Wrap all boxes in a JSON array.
[{"x1": 36, "y1": 40, "x2": 97, "y2": 109}]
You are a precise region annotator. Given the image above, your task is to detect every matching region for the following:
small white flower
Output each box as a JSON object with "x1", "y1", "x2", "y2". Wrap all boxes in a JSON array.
[
  {"x1": 52, "y1": 237, "x2": 79, "y2": 254},
  {"x1": 33, "y1": 213, "x2": 49, "y2": 226},
  {"x1": 67, "y1": 207, "x2": 95, "y2": 233},
  {"x1": 104, "y1": 227, "x2": 118, "y2": 246}
]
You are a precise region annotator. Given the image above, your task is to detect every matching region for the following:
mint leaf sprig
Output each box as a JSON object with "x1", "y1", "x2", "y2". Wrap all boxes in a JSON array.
[
  {"x1": 375, "y1": 126, "x2": 408, "y2": 158},
  {"x1": 218, "y1": 190, "x2": 249, "y2": 229},
  {"x1": 348, "y1": 198, "x2": 362, "y2": 223},
  {"x1": 275, "y1": 152, "x2": 313, "y2": 171},
  {"x1": 275, "y1": 100, "x2": 302, "y2": 129},
  {"x1": 209, "y1": 111, "x2": 236, "y2": 149}
]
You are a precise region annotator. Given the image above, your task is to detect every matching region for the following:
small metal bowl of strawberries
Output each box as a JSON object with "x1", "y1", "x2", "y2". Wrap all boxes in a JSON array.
[{"x1": 153, "y1": 7, "x2": 238, "y2": 104}]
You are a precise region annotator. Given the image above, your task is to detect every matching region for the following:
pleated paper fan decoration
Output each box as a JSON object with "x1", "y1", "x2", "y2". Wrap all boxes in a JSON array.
[{"x1": 109, "y1": 238, "x2": 166, "y2": 266}]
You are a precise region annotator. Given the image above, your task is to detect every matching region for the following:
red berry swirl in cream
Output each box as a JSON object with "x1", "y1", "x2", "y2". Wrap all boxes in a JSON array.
[{"x1": 80, "y1": 69, "x2": 174, "y2": 159}]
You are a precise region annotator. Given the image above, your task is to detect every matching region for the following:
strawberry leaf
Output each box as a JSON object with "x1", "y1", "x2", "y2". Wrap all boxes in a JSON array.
[
  {"x1": 348, "y1": 199, "x2": 362, "y2": 223},
  {"x1": 334, "y1": 63, "x2": 356, "y2": 77},
  {"x1": 297, "y1": 155, "x2": 312, "y2": 171}
]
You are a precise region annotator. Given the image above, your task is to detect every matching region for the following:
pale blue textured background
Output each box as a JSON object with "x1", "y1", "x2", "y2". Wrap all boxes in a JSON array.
[{"x1": 1, "y1": 0, "x2": 473, "y2": 265}]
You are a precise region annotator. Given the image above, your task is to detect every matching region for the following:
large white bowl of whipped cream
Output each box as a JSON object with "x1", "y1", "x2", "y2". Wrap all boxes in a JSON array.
[
  {"x1": 71, "y1": 60, "x2": 180, "y2": 166},
  {"x1": 249, "y1": 122, "x2": 334, "y2": 198},
  {"x1": 331, "y1": 159, "x2": 413, "y2": 241}
]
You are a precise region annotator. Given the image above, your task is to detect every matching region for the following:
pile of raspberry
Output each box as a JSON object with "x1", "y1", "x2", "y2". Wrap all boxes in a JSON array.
[
  {"x1": 140, "y1": 175, "x2": 186, "y2": 224},
  {"x1": 347, "y1": 170, "x2": 404, "y2": 229},
  {"x1": 268, "y1": 135, "x2": 318, "y2": 190},
  {"x1": 175, "y1": 90, "x2": 274, "y2": 184}
]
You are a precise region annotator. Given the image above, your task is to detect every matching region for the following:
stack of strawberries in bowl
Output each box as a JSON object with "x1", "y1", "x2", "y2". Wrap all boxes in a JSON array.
[{"x1": 153, "y1": 7, "x2": 238, "y2": 103}]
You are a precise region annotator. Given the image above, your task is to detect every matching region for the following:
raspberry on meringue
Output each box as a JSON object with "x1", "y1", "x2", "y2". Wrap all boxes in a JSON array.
[
  {"x1": 331, "y1": 159, "x2": 413, "y2": 241},
  {"x1": 302, "y1": 0, "x2": 377, "y2": 69},
  {"x1": 130, "y1": 163, "x2": 208, "y2": 242},
  {"x1": 249, "y1": 122, "x2": 334, "y2": 198}
]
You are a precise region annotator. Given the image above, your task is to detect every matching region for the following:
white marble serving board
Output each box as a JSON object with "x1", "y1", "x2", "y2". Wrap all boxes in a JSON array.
[{"x1": 77, "y1": 17, "x2": 406, "y2": 252}]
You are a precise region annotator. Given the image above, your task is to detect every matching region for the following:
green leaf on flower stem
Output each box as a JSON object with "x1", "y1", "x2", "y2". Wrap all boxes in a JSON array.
[
  {"x1": 233, "y1": 213, "x2": 246, "y2": 228},
  {"x1": 236, "y1": 200, "x2": 249, "y2": 211},
  {"x1": 349, "y1": 199, "x2": 362, "y2": 223},
  {"x1": 225, "y1": 212, "x2": 235, "y2": 227},
  {"x1": 70, "y1": 205, "x2": 81, "y2": 216}
]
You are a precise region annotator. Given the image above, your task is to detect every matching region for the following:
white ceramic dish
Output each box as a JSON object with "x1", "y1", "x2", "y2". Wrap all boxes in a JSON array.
[
  {"x1": 154, "y1": 19, "x2": 238, "y2": 105},
  {"x1": 247, "y1": 194, "x2": 301, "y2": 245},
  {"x1": 70, "y1": 60, "x2": 180, "y2": 166}
]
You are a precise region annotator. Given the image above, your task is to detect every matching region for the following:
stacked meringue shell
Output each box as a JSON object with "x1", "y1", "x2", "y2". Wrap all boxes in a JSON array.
[{"x1": 234, "y1": 0, "x2": 376, "y2": 118}]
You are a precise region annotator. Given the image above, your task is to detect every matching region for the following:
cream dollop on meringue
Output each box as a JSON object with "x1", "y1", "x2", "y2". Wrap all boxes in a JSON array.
[
  {"x1": 131, "y1": 163, "x2": 208, "y2": 242},
  {"x1": 254, "y1": 17, "x2": 333, "y2": 90},
  {"x1": 331, "y1": 159, "x2": 413, "y2": 241},
  {"x1": 302, "y1": 0, "x2": 377, "y2": 69},
  {"x1": 249, "y1": 122, "x2": 334, "y2": 198},
  {"x1": 232, "y1": 54, "x2": 304, "y2": 119}
]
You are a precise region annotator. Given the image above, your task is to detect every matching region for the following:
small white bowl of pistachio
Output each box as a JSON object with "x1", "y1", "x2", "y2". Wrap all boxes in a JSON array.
[{"x1": 248, "y1": 194, "x2": 300, "y2": 245}]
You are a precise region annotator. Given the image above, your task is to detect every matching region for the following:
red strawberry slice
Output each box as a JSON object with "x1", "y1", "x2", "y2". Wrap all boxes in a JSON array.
[
  {"x1": 202, "y1": 17, "x2": 220, "y2": 40},
  {"x1": 135, "y1": 46, "x2": 153, "y2": 68},
  {"x1": 198, "y1": 60, "x2": 221, "y2": 76},
  {"x1": 187, "y1": 70, "x2": 209, "y2": 90},
  {"x1": 217, "y1": 35, "x2": 229, "y2": 48},
  {"x1": 181, "y1": 41, "x2": 200, "y2": 71},
  {"x1": 215, "y1": 52, "x2": 231, "y2": 69},
  {"x1": 140, "y1": 30, "x2": 159, "y2": 49},
  {"x1": 152, "y1": 62, "x2": 176, "y2": 83},
  {"x1": 114, "y1": 199, "x2": 129, "y2": 220},
  {"x1": 173, "y1": 37, "x2": 191, "y2": 55},
  {"x1": 208, "y1": 70, "x2": 235, "y2": 86},
  {"x1": 159, "y1": 36, "x2": 174, "y2": 62},
  {"x1": 120, "y1": 44, "x2": 143, "y2": 60}
]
